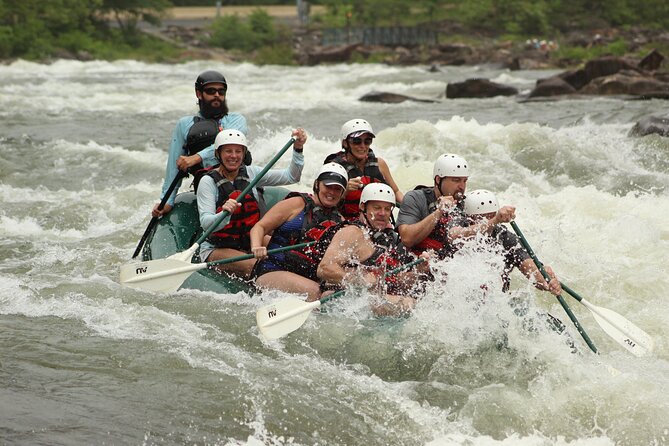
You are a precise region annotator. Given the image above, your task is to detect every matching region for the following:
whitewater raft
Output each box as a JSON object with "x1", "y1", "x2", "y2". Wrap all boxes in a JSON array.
[{"x1": 140, "y1": 187, "x2": 291, "y2": 293}]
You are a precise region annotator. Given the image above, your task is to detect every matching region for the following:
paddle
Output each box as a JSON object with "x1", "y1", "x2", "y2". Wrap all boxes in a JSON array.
[
  {"x1": 121, "y1": 241, "x2": 314, "y2": 292},
  {"x1": 511, "y1": 222, "x2": 654, "y2": 356},
  {"x1": 120, "y1": 138, "x2": 296, "y2": 289},
  {"x1": 559, "y1": 282, "x2": 654, "y2": 357},
  {"x1": 256, "y1": 258, "x2": 425, "y2": 340},
  {"x1": 510, "y1": 221, "x2": 598, "y2": 354},
  {"x1": 132, "y1": 170, "x2": 187, "y2": 259}
]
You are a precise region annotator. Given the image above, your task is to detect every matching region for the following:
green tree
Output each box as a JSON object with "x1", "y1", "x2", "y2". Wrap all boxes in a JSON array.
[
  {"x1": 97, "y1": 0, "x2": 171, "y2": 42},
  {"x1": 0, "y1": 0, "x2": 102, "y2": 58}
]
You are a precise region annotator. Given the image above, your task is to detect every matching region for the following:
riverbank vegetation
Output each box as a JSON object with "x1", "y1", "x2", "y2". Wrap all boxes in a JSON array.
[{"x1": 2, "y1": 0, "x2": 668, "y2": 65}]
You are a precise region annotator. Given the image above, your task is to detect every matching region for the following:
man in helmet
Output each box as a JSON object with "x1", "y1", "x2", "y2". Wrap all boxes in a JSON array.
[
  {"x1": 317, "y1": 183, "x2": 429, "y2": 316},
  {"x1": 324, "y1": 118, "x2": 404, "y2": 220},
  {"x1": 397, "y1": 153, "x2": 515, "y2": 259},
  {"x1": 197, "y1": 128, "x2": 307, "y2": 278},
  {"x1": 249, "y1": 163, "x2": 348, "y2": 301},
  {"x1": 152, "y1": 70, "x2": 248, "y2": 218},
  {"x1": 463, "y1": 190, "x2": 561, "y2": 296}
]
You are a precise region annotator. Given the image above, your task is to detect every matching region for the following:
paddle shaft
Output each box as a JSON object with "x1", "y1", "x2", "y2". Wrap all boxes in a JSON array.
[
  {"x1": 207, "y1": 241, "x2": 315, "y2": 267},
  {"x1": 195, "y1": 138, "x2": 296, "y2": 246},
  {"x1": 122, "y1": 241, "x2": 316, "y2": 285},
  {"x1": 132, "y1": 171, "x2": 187, "y2": 259},
  {"x1": 510, "y1": 221, "x2": 598, "y2": 354}
]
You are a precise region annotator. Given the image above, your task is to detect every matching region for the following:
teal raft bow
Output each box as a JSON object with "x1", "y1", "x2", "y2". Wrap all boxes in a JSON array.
[{"x1": 120, "y1": 138, "x2": 296, "y2": 292}]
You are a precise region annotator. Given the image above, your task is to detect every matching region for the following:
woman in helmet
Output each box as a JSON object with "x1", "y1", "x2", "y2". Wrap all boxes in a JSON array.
[
  {"x1": 197, "y1": 128, "x2": 307, "y2": 279},
  {"x1": 152, "y1": 70, "x2": 248, "y2": 218},
  {"x1": 463, "y1": 190, "x2": 561, "y2": 296},
  {"x1": 249, "y1": 163, "x2": 348, "y2": 301},
  {"x1": 317, "y1": 183, "x2": 429, "y2": 317},
  {"x1": 324, "y1": 118, "x2": 404, "y2": 220}
]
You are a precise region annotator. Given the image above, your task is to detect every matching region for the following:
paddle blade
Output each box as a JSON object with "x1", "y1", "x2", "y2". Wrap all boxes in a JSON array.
[
  {"x1": 256, "y1": 297, "x2": 321, "y2": 340},
  {"x1": 119, "y1": 258, "x2": 204, "y2": 292},
  {"x1": 582, "y1": 300, "x2": 655, "y2": 357}
]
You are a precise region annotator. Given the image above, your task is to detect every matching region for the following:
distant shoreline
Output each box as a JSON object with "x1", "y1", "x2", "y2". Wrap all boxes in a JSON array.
[{"x1": 164, "y1": 5, "x2": 325, "y2": 25}]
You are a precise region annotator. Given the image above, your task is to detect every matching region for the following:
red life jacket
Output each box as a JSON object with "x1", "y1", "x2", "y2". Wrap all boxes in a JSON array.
[
  {"x1": 206, "y1": 167, "x2": 259, "y2": 251},
  {"x1": 411, "y1": 187, "x2": 450, "y2": 256},
  {"x1": 327, "y1": 149, "x2": 386, "y2": 220}
]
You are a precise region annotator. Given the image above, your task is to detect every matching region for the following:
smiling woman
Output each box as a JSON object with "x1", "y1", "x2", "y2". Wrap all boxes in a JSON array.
[
  {"x1": 249, "y1": 162, "x2": 348, "y2": 301},
  {"x1": 195, "y1": 128, "x2": 307, "y2": 278}
]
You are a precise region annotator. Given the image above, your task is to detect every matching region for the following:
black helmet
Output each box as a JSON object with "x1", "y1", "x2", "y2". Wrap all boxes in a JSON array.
[{"x1": 195, "y1": 70, "x2": 227, "y2": 91}]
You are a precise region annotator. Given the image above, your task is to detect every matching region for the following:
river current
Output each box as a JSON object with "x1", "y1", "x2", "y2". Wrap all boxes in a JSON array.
[{"x1": 1, "y1": 59, "x2": 668, "y2": 445}]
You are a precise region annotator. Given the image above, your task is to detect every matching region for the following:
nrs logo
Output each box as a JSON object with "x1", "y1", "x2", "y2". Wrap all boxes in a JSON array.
[
  {"x1": 624, "y1": 338, "x2": 636, "y2": 348},
  {"x1": 136, "y1": 266, "x2": 148, "y2": 275},
  {"x1": 267, "y1": 308, "x2": 277, "y2": 318}
]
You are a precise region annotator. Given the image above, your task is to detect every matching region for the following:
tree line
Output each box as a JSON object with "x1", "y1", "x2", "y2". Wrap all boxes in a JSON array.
[{"x1": 2, "y1": 0, "x2": 668, "y2": 61}]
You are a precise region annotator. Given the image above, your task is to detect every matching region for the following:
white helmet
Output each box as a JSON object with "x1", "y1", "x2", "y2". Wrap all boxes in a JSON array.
[
  {"x1": 341, "y1": 118, "x2": 375, "y2": 140},
  {"x1": 359, "y1": 183, "x2": 395, "y2": 207},
  {"x1": 316, "y1": 162, "x2": 348, "y2": 189},
  {"x1": 464, "y1": 189, "x2": 499, "y2": 215},
  {"x1": 433, "y1": 154, "x2": 469, "y2": 178},
  {"x1": 214, "y1": 129, "x2": 247, "y2": 150}
]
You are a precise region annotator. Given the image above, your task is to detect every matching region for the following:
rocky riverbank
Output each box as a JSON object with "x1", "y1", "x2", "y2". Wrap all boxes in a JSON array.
[{"x1": 155, "y1": 17, "x2": 669, "y2": 72}]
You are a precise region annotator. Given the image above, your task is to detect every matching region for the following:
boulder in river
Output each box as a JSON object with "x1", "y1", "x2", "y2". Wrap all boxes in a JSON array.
[
  {"x1": 629, "y1": 115, "x2": 669, "y2": 137},
  {"x1": 446, "y1": 78, "x2": 518, "y2": 98}
]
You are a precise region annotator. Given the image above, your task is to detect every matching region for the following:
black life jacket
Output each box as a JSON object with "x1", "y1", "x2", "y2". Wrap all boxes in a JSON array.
[
  {"x1": 184, "y1": 117, "x2": 219, "y2": 192},
  {"x1": 206, "y1": 167, "x2": 260, "y2": 251},
  {"x1": 327, "y1": 149, "x2": 387, "y2": 220},
  {"x1": 185, "y1": 117, "x2": 220, "y2": 157},
  {"x1": 266, "y1": 192, "x2": 343, "y2": 280},
  {"x1": 317, "y1": 220, "x2": 413, "y2": 290}
]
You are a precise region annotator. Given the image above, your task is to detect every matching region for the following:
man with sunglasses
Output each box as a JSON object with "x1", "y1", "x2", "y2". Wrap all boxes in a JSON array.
[
  {"x1": 324, "y1": 118, "x2": 404, "y2": 220},
  {"x1": 152, "y1": 70, "x2": 248, "y2": 218}
]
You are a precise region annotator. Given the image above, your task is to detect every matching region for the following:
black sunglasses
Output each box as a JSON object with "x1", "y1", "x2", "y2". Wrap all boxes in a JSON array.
[
  {"x1": 202, "y1": 87, "x2": 227, "y2": 96},
  {"x1": 349, "y1": 137, "x2": 373, "y2": 145}
]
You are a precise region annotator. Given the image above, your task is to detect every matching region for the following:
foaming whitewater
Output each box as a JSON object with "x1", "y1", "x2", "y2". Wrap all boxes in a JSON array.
[{"x1": 1, "y1": 59, "x2": 668, "y2": 445}]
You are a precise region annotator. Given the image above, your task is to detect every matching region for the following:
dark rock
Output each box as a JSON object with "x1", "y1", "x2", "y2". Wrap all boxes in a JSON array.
[
  {"x1": 638, "y1": 49, "x2": 665, "y2": 71},
  {"x1": 629, "y1": 115, "x2": 669, "y2": 137},
  {"x1": 580, "y1": 72, "x2": 669, "y2": 96},
  {"x1": 529, "y1": 76, "x2": 577, "y2": 97},
  {"x1": 583, "y1": 56, "x2": 639, "y2": 83},
  {"x1": 559, "y1": 69, "x2": 589, "y2": 90},
  {"x1": 359, "y1": 91, "x2": 438, "y2": 103},
  {"x1": 446, "y1": 78, "x2": 518, "y2": 99},
  {"x1": 305, "y1": 43, "x2": 360, "y2": 65}
]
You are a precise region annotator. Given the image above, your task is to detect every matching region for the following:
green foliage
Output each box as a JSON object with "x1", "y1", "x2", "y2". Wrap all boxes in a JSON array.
[
  {"x1": 172, "y1": 0, "x2": 290, "y2": 4},
  {"x1": 254, "y1": 44, "x2": 295, "y2": 65},
  {"x1": 208, "y1": 9, "x2": 287, "y2": 53},
  {"x1": 0, "y1": 0, "x2": 176, "y2": 60},
  {"x1": 99, "y1": 0, "x2": 171, "y2": 40},
  {"x1": 551, "y1": 38, "x2": 630, "y2": 63}
]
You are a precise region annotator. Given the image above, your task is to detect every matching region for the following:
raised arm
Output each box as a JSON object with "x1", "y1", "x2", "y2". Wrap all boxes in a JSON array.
[{"x1": 377, "y1": 157, "x2": 404, "y2": 204}]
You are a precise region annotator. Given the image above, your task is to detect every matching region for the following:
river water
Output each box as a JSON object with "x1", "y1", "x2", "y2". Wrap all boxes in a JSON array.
[{"x1": 1, "y1": 59, "x2": 668, "y2": 445}]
